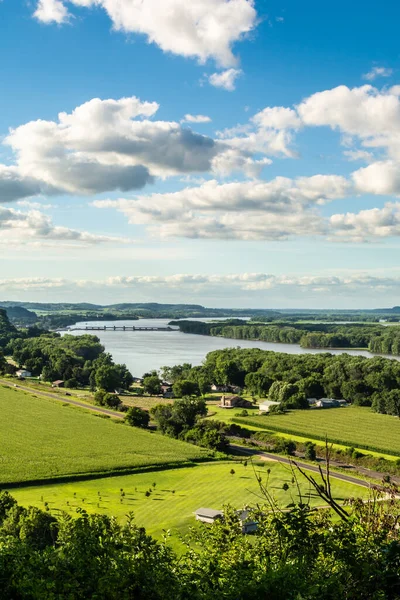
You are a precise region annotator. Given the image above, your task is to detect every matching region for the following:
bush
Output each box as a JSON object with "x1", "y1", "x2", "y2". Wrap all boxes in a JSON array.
[{"x1": 125, "y1": 406, "x2": 150, "y2": 428}]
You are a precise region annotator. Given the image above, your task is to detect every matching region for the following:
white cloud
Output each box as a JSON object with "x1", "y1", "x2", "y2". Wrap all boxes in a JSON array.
[
  {"x1": 252, "y1": 107, "x2": 301, "y2": 130},
  {"x1": 330, "y1": 202, "x2": 400, "y2": 241},
  {"x1": 363, "y1": 66, "x2": 393, "y2": 81},
  {"x1": 33, "y1": 0, "x2": 257, "y2": 67},
  {"x1": 181, "y1": 114, "x2": 212, "y2": 124},
  {"x1": 34, "y1": 0, "x2": 70, "y2": 24},
  {"x1": 209, "y1": 68, "x2": 242, "y2": 90},
  {"x1": 1, "y1": 95, "x2": 232, "y2": 202},
  {"x1": 93, "y1": 175, "x2": 350, "y2": 241},
  {"x1": 0, "y1": 206, "x2": 131, "y2": 246},
  {"x1": 352, "y1": 160, "x2": 400, "y2": 195},
  {"x1": 3, "y1": 272, "x2": 400, "y2": 300}
]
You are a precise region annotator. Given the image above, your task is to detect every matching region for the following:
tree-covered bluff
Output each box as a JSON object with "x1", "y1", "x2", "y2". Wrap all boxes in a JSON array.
[{"x1": 172, "y1": 319, "x2": 400, "y2": 355}]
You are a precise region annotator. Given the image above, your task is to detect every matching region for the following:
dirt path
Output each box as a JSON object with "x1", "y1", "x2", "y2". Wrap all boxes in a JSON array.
[
  {"x1": 230, "y1": 444, "x2": 377, "y2": 489},
  {"x1": 0, "y1": 379, "x2": 124, "y2": 419}
]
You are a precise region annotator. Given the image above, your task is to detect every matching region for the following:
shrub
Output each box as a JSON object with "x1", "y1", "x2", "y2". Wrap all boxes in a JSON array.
[{"x1": 125, "y1": 406, "x2": 150, "y2": 429}]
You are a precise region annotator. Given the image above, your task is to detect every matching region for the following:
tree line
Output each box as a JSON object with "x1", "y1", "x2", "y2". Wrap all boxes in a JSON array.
[
  {"x1": 173, "y1": 319, "x2": 400, "y2": 355},
  {"x1": 161, "y1": 347, "x2": 400, "y2": 416}
]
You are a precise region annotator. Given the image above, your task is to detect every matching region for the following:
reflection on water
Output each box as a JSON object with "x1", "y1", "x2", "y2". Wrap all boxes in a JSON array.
[{"x1": 65, "y1": 318, "x2": 399, "y2": 377}]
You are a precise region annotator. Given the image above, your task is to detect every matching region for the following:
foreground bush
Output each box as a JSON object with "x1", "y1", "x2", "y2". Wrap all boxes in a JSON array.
[{"x1": 0, "y1": 477, "x2": 399, "y2": 599}]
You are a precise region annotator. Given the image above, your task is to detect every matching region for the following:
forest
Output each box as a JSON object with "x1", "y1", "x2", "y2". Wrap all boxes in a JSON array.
[
  {"x1": 173, "y1": 319, "x2": 400, "y2": 355},
  {"x1": 164, "y1": 346, "x2": 400, "y2": 417}
]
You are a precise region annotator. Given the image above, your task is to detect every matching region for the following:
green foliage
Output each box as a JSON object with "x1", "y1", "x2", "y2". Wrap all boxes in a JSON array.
[
  {"x1": 151, "y1": 397, "x2": 207, "y2": 438},
  {"x1": 304, "y1": 441, "x2": 317, "y2": 461},
  {"x1": 172, "y1": 379, "x2": 200, "y2": 398},
  {"x1": 94, "y1": 389, "x2": 122, "y2": 409},
  {"x1": 143, "y1": 374, "x2": 162, "y2": 396},
  {"x1": 0, "y1": 481, "x2": 398, "y2": 600},
  {"x1": 125, "y1": 406, "x2": 150, "y2": 428}
]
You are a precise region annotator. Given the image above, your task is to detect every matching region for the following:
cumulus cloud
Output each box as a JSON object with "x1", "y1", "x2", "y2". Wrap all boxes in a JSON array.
[
  {"x1": 208, "y1": 68, "x2": 243, "y2": 91},
  {"x1": 1, "y1": 95, "x2": 233, "y2": 202},
  {"x1": 363, "y1": 66, "x2": 393, "y2": 81},
  {"x1": 330, "y1": 202, "x2": 400, "y2": 242},
  {"x1": 93, "y1": 175, "x2": 350, "y2": 241},
  {"x1": 0, "y1": 206, "x2": 131, "y2": 246},
  {"x1": 33, "y1": 0, "x2": 257, "y2": 67},
  {"x1": 34, "y1": 0, "x2": 70, "y2": 24},
  {"x1": 3, "y1": 272, "x2": 400, "y2": 300},
  {"x1": 181, "y1": 114, "x2": 212, "y2": 123}
]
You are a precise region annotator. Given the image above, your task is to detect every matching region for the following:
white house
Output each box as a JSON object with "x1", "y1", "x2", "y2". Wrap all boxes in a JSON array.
[
  {"x1": 194, "y1": 508, "x2": 223, "y2": 524},
  {"x1": 16, "y1": 369, "x2": 32, "y2": 379},
  {"x1": 259, "y1": 400, "x2": 281, "y2": 412},
  {"x1": 315, "y1": 398, "x2": 344, "y2": 408}
]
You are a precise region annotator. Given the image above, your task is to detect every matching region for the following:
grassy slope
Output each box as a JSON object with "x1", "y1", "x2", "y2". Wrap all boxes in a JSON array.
[
  {"x1": 228, "y1": 406, "x2": 400, "y2": 456},
  {"x1": 11, "y1": 462, "x2": 368, "y2": 543},
  {"x1": 0, "y1": 386, "x2": 210, "y2": 485}
]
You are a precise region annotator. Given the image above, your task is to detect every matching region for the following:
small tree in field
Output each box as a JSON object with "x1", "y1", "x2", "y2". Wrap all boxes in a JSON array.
[{"x1": 125, "y1": 407, "x2": 150, "y2": 429}]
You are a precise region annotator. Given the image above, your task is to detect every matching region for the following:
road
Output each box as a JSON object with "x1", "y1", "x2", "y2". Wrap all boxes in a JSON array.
[
  {"x1": 0, "y1": 379, "x2": 124, "y2": 419},
  {"x1": 230, "y1": 444, "x2": 374, "y2": 489}
]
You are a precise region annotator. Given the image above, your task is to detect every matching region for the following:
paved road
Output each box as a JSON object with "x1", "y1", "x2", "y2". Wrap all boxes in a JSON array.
[
  {"x1": 230, "y1": 444, "x2": 373, "y2": 489},
  {"x1": 0, "y1": 379, "x2": 124, "y2": 419}
]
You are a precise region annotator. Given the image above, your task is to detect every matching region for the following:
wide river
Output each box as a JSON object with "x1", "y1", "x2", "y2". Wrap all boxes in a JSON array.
[{"x1": 65, "y1": 318, "x2": 399, "y2": 377}]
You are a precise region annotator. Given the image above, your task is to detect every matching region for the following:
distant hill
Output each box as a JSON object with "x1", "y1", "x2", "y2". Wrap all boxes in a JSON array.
[
  {"x1": 0, "y1": 308, "x2": 18, "y2": 348},
  {"x1": 5, "y1": 306, "x2": 37, "y2": 324}
]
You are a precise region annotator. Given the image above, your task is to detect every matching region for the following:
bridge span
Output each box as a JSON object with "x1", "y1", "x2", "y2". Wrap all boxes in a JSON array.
[{"x1": 69, "y1": 325, "x2": 174, "y2": 332}]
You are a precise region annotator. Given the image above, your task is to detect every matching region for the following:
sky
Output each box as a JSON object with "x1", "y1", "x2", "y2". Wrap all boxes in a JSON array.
[{"x1": 2, "y1": 0, "x2": 400, "y2": 308}]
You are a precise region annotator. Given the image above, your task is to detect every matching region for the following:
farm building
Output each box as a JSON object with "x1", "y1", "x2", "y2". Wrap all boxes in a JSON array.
[
  {"x1": 15, "y1": 369, "x2": 32, "y2": 379},
  {"x1": 211, "y1": 384, "x2": 232, "y2": 393},
  {"x1": 259, "y1": 400, "x2": 281, "y2": 412},
  {"x1": 220, "y1": 395, "x2": 253, "y2": 409},
  {"x1": 52, "y1": 380, "x2": 65, "y2": 388},
  {"x1": 194, "y1": 508, "x2": 257, "y2": 533},
  {"x1": 195, "y1": 508, "x2": 223, "y2": 524},
  {"x1": 315, "y1": 398, "x2": 347, "y2": 408}
]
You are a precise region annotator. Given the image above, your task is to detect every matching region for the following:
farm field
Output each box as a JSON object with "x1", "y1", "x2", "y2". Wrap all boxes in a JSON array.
[
  {"x1": 10, "y1": 461, "x2": 369, "y2": 543},
  {"x1": 0, "y1": 386, "x2": 210, "y2": 485},
  {"x1": 229, "y1": 407, "x2": 400, "y2": 456}
]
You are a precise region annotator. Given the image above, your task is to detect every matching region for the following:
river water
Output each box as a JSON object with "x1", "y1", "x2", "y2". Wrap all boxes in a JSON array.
[{"x1": 64, "y1": 318, "x2": 399, "y2": 377}]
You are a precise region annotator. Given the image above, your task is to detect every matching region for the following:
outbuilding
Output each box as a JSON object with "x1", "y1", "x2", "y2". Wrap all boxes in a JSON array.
[
  {"x1": 220, "y1": 395, "x2": 253, "y2": 409},
  {"x1": 259, "y1": 400, "x2": 281, "y2": 412},
  {"x1": 194, "y1": 508, "x2": 223, "y2": 524},
  {"x1": 52, "y1": 380, "x2": 65, "y2": 388},
  {"x1": 16, "y1": 369, "x2": 32, "y2": 379}
]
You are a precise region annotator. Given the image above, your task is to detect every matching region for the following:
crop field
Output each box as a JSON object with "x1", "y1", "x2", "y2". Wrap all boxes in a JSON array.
[
  {"x1": 10, "y1": 461, "x2": 369, "y2": 543},
  {"x1": 0, "y1": 386, "x2": 210, "y2": 485},
  {"x1": 230, "y1": 407, "x2": 400, "y2": 456}
]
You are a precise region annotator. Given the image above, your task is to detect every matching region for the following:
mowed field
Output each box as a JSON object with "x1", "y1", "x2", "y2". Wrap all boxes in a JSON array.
[
  {"x1": 232, "y1": 407, "x2": 400, "y2": 456},
  {"x1": 0, "y1": 386, "x2": 210, "y2": 485},
  {"x1": 11, "y1": 461, "x2": 369, "y2": 542}
]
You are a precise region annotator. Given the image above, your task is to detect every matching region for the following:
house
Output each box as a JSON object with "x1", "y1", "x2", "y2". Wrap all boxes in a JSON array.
[
  {"x1": 220, "y1": 395, "x2": 253, "y2": 409},
  {"x1": 194, "y1": 508, "x2": 257, "y2": 533},
  {"x1": 211, "y1": 384, "x2": 231, "y2": 393},
  {"x1": 237, "y1": 510, "x2": 258, "y2": 534},
  {"x1": 315, "y1": 398, "x2": 342, "y2": 408},
  {"x1": 52, "y1": 380, "x2": 65, "y2": 388},
  {"x1": 194, "y1": 508, "x2": 223, "y2": 524},
  {"x1": 259, "y1": 400, "x2": 281, "y2": 412},
  {"x1": 15, "y1": 369, "x2": 32, "y2": 379},
  {"x1": 307, "y1": 398, "x2": 317, "y2": 406},
  {"x1": 161, "y1": 384, "x2": 174, "y2": 398}
]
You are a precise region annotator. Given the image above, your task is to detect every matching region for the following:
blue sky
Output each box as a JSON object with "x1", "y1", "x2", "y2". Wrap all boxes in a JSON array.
[{"x1": 2, "y1": 0, "x2": 400, "y2": 308}]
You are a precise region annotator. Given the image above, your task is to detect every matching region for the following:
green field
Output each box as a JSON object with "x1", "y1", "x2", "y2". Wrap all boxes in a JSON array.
[
  {"x1": 10, "y1": 462, "x2": 369, "y2": 542},
  {"x1": 230, "y1": 407, "x2": 400, "y2": 456},
  {"x1": 0, "y1": 386, "x2": 210, "y2": 485}
]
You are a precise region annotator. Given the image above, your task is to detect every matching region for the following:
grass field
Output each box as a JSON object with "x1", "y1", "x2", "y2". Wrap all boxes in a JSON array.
[
  {"x1": 10, "y1": 461, "x2": 369, "y2": 543},
  {"x1": 0, "y1": 386, "x2": 210, "y2": 485},
  {"x1": 229, "y1": 407, "x2": 400, "y2": 456}
]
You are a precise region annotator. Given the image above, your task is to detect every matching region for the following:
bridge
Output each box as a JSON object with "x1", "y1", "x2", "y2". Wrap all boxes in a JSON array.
[{"x1": 69, "y1": 325, "x2": 174, "y2": 332}]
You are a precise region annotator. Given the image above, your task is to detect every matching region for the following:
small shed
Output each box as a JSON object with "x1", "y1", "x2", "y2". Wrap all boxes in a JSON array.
[
  {"x1": 16, "y1": 369, "x2": 32, "y2": 379},
  {"x1": 211, "y1": 384, "x2": 231, "y2": 393},
  {"x1": 259, "y1": 400, "x2": 281, "y2": 412},
  {"x1": 237, "y1": 510, "x2": 258, "y2": 534},
  {"x1": 315, "y1": 398, "x2": 340, "y2": 408},
  {"x1": 194, "y1": 508, "x2": 223, "y2": 524},
  {"x1": 220, "y1": 395, "x2": 253, "y2": 409},
  {"x1": 52, "y1": 380, "x2": 65, "y2": 388}
]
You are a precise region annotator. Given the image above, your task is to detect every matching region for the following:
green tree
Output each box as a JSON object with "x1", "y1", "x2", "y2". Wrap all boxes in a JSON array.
[
  {"x1": 143, "y1": 375, "x2": 162, "y2": 396},
  {"x1": 125, "y1": 407, "x2": 150, "y2": 428},
  {"x1": 172, "y1": 379, "x2": 200, "y2": 398}
]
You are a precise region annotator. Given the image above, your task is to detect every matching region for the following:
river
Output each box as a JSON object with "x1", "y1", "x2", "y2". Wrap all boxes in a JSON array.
[{"x1": 64, "y1": 318, "x2": 400, "y2": 377}]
